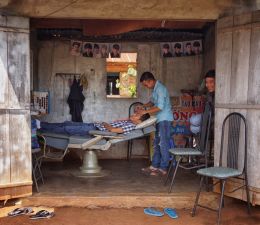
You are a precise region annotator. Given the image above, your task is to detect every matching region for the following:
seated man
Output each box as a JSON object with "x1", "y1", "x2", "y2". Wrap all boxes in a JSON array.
[{"x1": 95, "y1": 113, "x2": 150, "y2": 134}]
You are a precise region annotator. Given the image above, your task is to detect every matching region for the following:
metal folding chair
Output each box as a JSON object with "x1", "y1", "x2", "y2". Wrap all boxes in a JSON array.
[
  {"x1": 192, "y1": 112, "x2": 251, "y2": 225},
  {"x1": 165, "y1": 102, "x2": 212, "y2": 193},
  {"x1": 32, "y1": 148, "x2": 44, "y2": 192}
]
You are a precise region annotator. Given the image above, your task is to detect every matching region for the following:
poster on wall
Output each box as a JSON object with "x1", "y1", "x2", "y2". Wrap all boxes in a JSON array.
[
  {"x1": 70, "y1": 40, "x2": 82, "y2": 56},
  {"x1": 92, "y1": 43, "x2": 101, "y2": 58},
  {"x1": 99, "y1": 43, "x2": 109, "y2": 58},
  {"x1": 191, "y1": 40, "x2": 203, "y2": 55},
  {"x1": 171, "y1": 42, "x2": 183, "y2": 57},
  {"x1": 160, "y1": 43, "x2": 173, "y2": 57},
  {"x1": 82, "y1": 42, "x2": 93, "y2": 57},
  {"x1": 183, "y1": 41, "x2": 194, "y2": 56},
  {"x1": 109, "y1": 43, "x2": 121, "y2": 58}
]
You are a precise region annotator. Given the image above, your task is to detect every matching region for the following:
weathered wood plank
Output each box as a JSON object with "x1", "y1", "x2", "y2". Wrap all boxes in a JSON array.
[
  {"x1": 248, "y1": 26, "x2": 260, "y2": 104},
  {"x1": 215, "y1": 31, "x2": 232, "y2": 104},
  {"x1": 246, "y1": 110, "x2": 260, "y2": 188},
  {"x1": 0, "y1": 111, "x2": 10, "y2": 185},
  {"x1": 214, "y1": 108, "x2": 230, "y2": 166},
  {"x1": 0, "y1": 185, "x2": 32, "y2": 201},
  {"x1": 6, "y1": 16, "x2": 29, "y2": 29},
  {"x1": 7, "y1": 32, "x2": 30, "y2": 109},
  {"x1": 216, "y1": 12, "x2": 260, "y2": 204},
  {"x1": 230, "y1": 28, "x2": 251, "y2": 104},
  {"x1": 234, "y1": 13, "x2": 252, "y2": 26},
  {"x1": 9, "y1": 110, "x2": 31, "y2": 184},
  {"x1": 252, "y1": 10, "x2": 260, "y2": 23},
  {"x1": 216, "y1": 104, "x2": 260, "y2": 109},
  {"x1": 0, "y1": 15, "x2": 6, "y2": 27},
  {"x1": 0, "y1": 31, "x2": 8, "y2": 108},
  {"x1": 217, "y1": 16, "x2": 234, "y2": 30}
]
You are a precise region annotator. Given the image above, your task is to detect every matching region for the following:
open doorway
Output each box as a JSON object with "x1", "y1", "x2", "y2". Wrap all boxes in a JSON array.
[{"x1": 30, "y1": 18, "x2": 216, "y2": 198}]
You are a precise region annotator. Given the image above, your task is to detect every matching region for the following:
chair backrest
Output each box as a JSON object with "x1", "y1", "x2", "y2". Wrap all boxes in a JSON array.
[
  {"x1": 198, "y1": 102, "x2": 212, "y2": 154},
  {"x1": 128, "y1": 102, "x2": 143, "y2": 117},
  {"x1": 219, "y1": 113, "x2": 247, "y2": 173}
]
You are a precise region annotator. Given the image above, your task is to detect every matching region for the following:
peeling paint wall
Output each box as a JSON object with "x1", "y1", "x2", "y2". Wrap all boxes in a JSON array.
[{"x1": 36, "y1": 41, "x2": 204, "y2": 158}]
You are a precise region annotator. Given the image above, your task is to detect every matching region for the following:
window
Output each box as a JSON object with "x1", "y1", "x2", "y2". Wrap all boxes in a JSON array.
[{"x1": 106, "y1": 53, "x2": 137, "y2": 98}]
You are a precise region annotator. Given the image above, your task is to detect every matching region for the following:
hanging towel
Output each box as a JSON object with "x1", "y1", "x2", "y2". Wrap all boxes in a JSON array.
[{"x1": 67, "y1": 77, "x2": 85, "y2": 122}]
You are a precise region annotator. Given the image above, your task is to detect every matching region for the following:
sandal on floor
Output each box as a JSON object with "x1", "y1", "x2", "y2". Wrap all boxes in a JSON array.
[
  {"x1": 29, "y1": 210, "x2": 55, "y2": 219},
  {"x1": 141, "y1": 166, "x2": 158, "y2": 174},
  {"x1": 8, "y1": 207, "x2": 33, "y2": 217},
  {"x1": 164, "y1": 208, "x2": 178, "y2": 219},
  {"x1": 144, "y1": 208, "x2": 164, "y2": 217}
]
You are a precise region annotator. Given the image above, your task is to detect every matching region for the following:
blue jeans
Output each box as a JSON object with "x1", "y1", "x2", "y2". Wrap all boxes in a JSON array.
[
  {"x1": 40, "y1": 121, "x2": 96, "y2": 137},
  {"x1": 152, "y1": 120, "x2": 172, "y2": 170}
]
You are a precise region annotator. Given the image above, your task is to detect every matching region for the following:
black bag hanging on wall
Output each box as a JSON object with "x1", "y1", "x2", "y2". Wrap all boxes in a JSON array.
[{"x1": 67, "y1": 77, "x2": 85, "y2": 122}]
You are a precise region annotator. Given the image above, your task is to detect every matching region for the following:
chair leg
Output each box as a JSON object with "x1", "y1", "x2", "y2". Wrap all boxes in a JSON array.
[
  {"x1": 168, "y1": 157, "x2": 181, "y2": 193},
  {"x1": 127, "y1": 140, "x2": 133, "y2": 161},
  {"x1": 32, "y1": 158, "x2": 39, "y2": 193},
  {"x1": 146, "y1": 136, "x2": 150, "y2": 162},
  {"x1": 37, "y1": 158, "x2": 44, "y2": 184},
  {"x1": 127, "y1": 141, "x2": 130, "y2": 161},
  {"x1": 192, "y1": 176, "x2": 204, "y2": 217},
  {"x1": 164, "y1": 156, "x2": 174, "y2": 186},
  {"x1": 217, "y1": 180, "x2": 226, "y2": 225},
  {"x1": 245, "y1": 175, "x2": 251, "y2": 214}
]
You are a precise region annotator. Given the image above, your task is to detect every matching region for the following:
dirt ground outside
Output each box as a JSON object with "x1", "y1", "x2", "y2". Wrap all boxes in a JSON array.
[{"x1": 0, "y1": 199, "x2": 259, "y2": 225}]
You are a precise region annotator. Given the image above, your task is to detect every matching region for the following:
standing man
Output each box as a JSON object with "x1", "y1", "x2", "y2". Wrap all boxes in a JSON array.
[{"x1": 140, "y1": 72, "x2": 173, "y2": 176}]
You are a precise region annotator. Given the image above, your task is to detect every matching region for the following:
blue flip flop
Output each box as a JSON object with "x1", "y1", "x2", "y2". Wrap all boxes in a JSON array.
[
  {"x1": 164, "y1": 208, "x2": 178, "y2": 219},
  {"x1": 144, "y1": 208, "x2": 164, "y2": 217}
]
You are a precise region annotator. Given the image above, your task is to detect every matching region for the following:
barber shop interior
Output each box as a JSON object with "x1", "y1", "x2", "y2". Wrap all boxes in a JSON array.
[
  {"x1": 30, "y1": 18, "x2": 216, "y2": 197},
  {"x1": 1, "y1": 3, "x2": 260, "y2": 222}
]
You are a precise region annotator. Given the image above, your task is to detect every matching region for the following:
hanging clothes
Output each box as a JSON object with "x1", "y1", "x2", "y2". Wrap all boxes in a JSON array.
[{"x1": 67, "y1": 77, "x2": 85, "y2": 122}]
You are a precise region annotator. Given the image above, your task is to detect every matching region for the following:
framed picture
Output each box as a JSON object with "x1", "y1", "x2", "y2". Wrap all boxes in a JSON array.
[
  {"x1": 171, "y1": 42, "x2": 183, "y2": 57},
  {"x1": 109, "y1": 43, "x2": 121, "y2": 58},
  {"x1": 160, "y1": 43, "x2": 173, "y2": 57},
  {"x1": 183, "y1": 41, "x2": 194, "y2": 56},
  {"x1": 82, "y1": 42, "x2": 93, "y2": 57},
  {"x1": 192, "y1": 40, "x2": 203, "y2": 55},
  {"x1": 99, "y1": 43, "x2": 109, "y2": 58},
  {"x1": 70, "y1": 40, "x2": 82, "y2": 56}
]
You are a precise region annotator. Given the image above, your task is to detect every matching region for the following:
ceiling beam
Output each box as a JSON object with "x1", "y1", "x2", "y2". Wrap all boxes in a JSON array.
[{"x1": 1, "y1": 0, "x2": 251, "y2": 20}]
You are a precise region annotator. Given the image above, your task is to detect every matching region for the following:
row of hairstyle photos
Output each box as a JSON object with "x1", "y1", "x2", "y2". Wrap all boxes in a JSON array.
[
  {"x1": 70, "y1": 41, "x2": 121, "y2": 58},
  {"x1": 161, "y1": 40, "x2": 203, "y2": 58}
]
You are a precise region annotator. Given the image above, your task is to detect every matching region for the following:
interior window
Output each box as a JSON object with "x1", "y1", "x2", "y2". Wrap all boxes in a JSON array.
[{"x1": 106, "y1": 53, "x2": 137, "y2": 98}]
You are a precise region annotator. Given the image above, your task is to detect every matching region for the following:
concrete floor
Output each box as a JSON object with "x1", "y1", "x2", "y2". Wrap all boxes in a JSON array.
[
  {"x1": 24, "y1": 158, "x2": 219, "y2": 208},
  {"x1": 36, "y1": 158, "x2": 201, "y2": 195}
]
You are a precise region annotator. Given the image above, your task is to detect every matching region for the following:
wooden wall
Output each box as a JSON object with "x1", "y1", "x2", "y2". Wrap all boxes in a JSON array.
[
  {"x1": 215, "y1": 11, "x2": 260, "y2": 205},
  {"x1": 0, "y1": 15, "x2": 32, "y2": 200}
]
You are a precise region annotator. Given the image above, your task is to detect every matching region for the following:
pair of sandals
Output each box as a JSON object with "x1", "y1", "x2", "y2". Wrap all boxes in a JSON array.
[
  {"x1": 141, "y1": 166, "x2": 167, "y2": 176},
  {"x1": 144, "y1": 207, "x2": 178, "y2": 219},
  {"x1": 8, "y1": 207, "x2": 54, "y2": 219}
]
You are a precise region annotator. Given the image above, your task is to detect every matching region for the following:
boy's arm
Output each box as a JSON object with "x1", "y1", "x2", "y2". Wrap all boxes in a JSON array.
[{"x1": 102, "y1": 122, "x2": 124, "y2": 133}]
